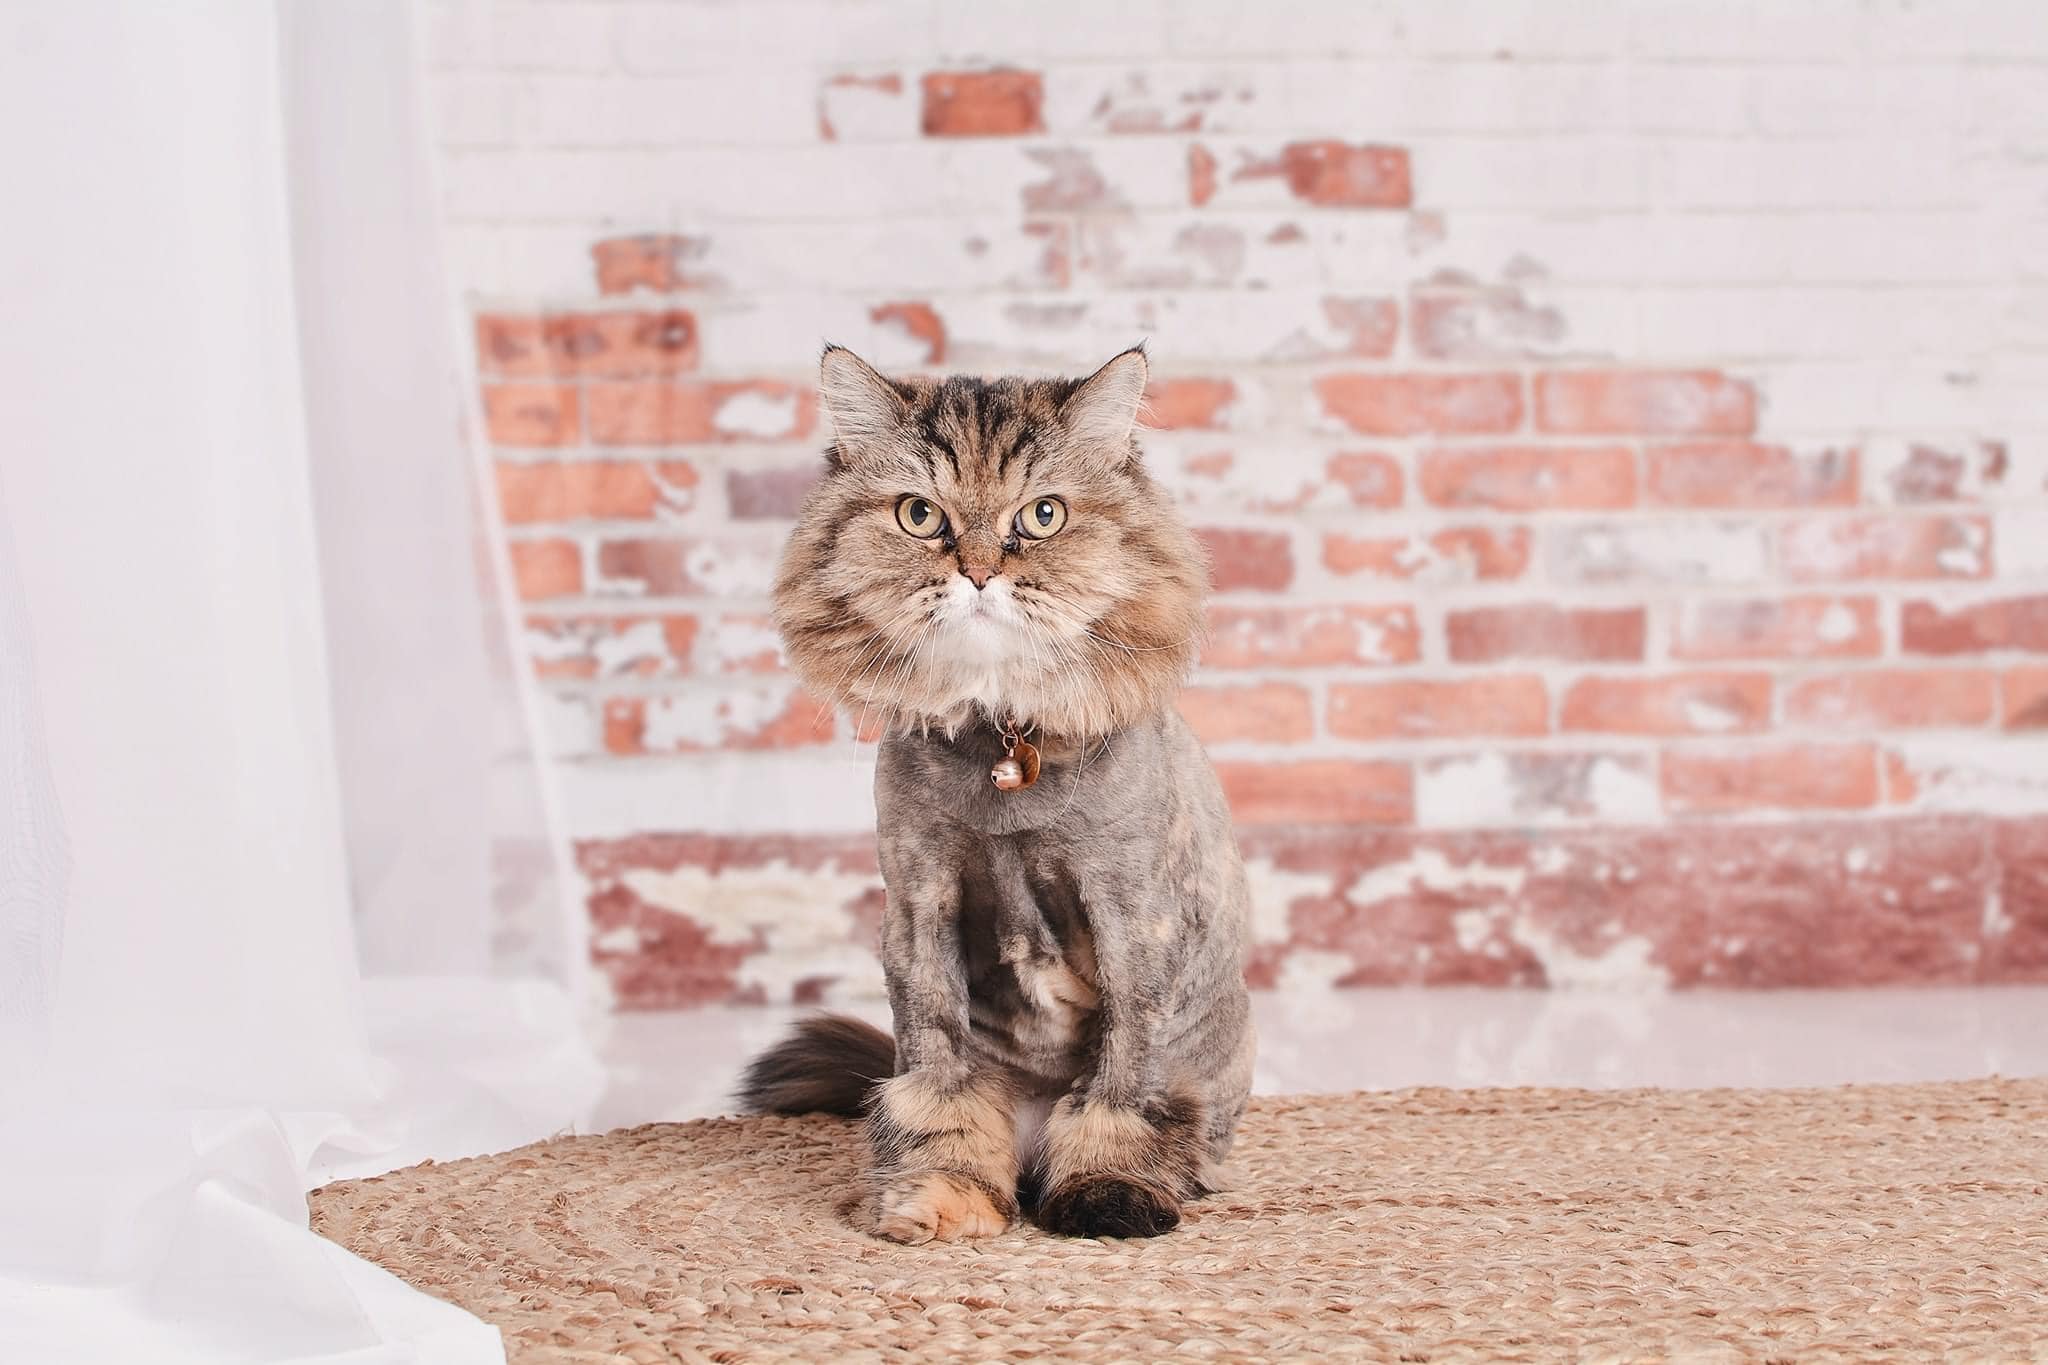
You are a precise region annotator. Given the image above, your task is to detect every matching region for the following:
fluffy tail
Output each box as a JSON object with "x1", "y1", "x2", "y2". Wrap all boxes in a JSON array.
[{"x1": 736, "y1": 1013, "x2": 895, "y2": 1117}]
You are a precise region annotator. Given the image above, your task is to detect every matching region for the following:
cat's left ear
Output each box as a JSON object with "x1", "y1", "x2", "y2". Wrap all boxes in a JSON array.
[{"x1": 1060, "y1": 346, "x2": 1148, "y2": 461}]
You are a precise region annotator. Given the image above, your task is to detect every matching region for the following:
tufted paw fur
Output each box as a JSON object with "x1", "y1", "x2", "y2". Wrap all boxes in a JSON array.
[
  {"x1": 871, "y1": 1172, "x2": 1011, "y2": 1245},
  {"x1": 1036, "y1": 1176, "x2": 1181, "y2": 1238}
]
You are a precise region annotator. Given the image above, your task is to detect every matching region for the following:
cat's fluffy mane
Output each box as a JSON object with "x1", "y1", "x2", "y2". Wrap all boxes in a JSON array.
[{"x1": 771, "y1": 346, "x2": 1208, "y2": 741}]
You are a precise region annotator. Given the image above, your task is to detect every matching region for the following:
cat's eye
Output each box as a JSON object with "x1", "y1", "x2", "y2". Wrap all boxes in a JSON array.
[
  {"x1": 1015, "y1": 497, "x2": 1068, "y2": 540},
  {"x1": 894, "y1": 495, "x2": 947, "y2": 539}
]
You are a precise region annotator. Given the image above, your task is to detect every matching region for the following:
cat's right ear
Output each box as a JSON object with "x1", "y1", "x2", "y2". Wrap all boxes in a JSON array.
[{"x1": 819, "y1": 344, "x2": 907, "y2": 468}]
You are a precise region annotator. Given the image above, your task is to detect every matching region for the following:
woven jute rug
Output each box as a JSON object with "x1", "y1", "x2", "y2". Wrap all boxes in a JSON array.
[{"x1": 310, "y1": 1079, "x2": 2048, "y2": 1362}]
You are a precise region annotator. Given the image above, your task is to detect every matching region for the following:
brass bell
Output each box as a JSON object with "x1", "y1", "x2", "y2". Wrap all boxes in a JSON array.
[{"x1": 991, "y1": 756, "x2": 1025, "y2": 790}]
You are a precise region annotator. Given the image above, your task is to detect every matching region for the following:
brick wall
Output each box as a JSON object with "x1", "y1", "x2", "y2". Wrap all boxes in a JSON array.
[{"x1": 428, "y1": 0, "x2": 2048, "y2": 1006}]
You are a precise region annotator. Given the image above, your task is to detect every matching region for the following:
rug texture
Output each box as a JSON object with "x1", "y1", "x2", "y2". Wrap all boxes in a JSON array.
[{"x1": 310, "y1": 1079, "x2": 2048, "y2": 1362}]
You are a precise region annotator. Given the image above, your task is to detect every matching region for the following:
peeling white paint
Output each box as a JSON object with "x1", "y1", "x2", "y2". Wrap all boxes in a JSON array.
[
  {"x1": 1509, "y1": 917, "x2": 1669, "y2": 990},
  {"x1": 593, "y1": 618, "x2": 672, "y2": 675},
  {"x1": 619, "y1": 860, "x2": 878, "y2": 950},
  {"x1": 1451, "y1": 907, "x2": 1499, "y2": 952},
  {"x1": 1681, "y1": 697, "x2": 1746, "y2": 732},
  {"x1": 1982, "y1": 890, "x2": 2011, "y2": 937},
  {"x1": 1352, "y1": 845, "x2": 1527, "y2": 906},
  {"x1": 1242, "y1": 857, "x2": 1336, "y2": 945},
  {"x1": 1815, "y1": 602, "x2": 1860, "y2": 643},
  {"x1": 714, "y1": 389, "x2": 799, "y2": 438},
  {"x1": 1886, "y1": 737, "x2": 2048, "y2": 815},
  {"x1": 641, "y1": 684, "x2": 798, "y2": 749},
  {"x1": 703, "y1": 616, "x2": 781, "y2": 671},
  {"x1": 1277, "y1": 948, "x2": 1355, "y2": 994},
  {"x1": 1844, "y1": 845, "x2": 1872, "y2": 874}
]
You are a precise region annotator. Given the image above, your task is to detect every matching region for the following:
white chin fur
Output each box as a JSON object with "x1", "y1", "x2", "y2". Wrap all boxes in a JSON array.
[{"x1": 930, "y1": 576, "x2": 1032, "y2": 712}]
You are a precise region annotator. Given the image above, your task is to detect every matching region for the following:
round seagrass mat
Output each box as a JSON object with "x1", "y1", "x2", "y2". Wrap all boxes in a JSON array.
[{"x1": 311, "y1": 1079, "x2": 2048, "y2": 1363}]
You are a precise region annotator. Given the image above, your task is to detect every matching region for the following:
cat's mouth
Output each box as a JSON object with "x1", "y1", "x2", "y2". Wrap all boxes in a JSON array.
[{"x1": 932, "y1": 575, "x2": 1027, "y2": 668}]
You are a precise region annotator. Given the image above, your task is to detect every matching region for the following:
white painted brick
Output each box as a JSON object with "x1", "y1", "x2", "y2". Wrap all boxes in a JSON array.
[
  {"x1": 1399, "y1": 2, "x2": 1632, "y2": 61},
  {"x1": 1416, "y1": 136, "x2": 1652, "y2": 211},
  {"x1": 432, "y1": 74, "x2": 525, "y2": 147},
  {"x1": 486, "y1": 2, "x2": 618, "y2": 73},
  {"x1": 1626, "y1": 2, "x2": 1864, "y2": 62},
  {"x1": 818, "y1": 73, "x2": 918, "y2": 141},
  {"x1": 1649, "y1": 136, "x2": 1969, "y2": 210},
  {"x1": 524, "y1": 74, "x2": 816, "y2": 146},
  {"x1": 933, "y1": 0, "x2": 1167, "y2": 61},
  {"x1": 1638, "y1": 286, "x2": 1992, "y2": 362},
  {"x1": 1546, "y1": 521, "x2": 1772, "y2": 588},
  {"x1": 613, "y1": 1, "x2": 936, "y2": 74},
  {"x1": 1165, "y1": 0, "x2": 1405, "y2": 59},
  {"x1": 1623, "y1": 64, "x2": 1749, "y2": 134},
  {"x1": 1747, "y1": 64, "x2": 1972, "y2": 138},
  {"x1": 1865, "y1": 0, "x2": 2048, "y2": 60}
]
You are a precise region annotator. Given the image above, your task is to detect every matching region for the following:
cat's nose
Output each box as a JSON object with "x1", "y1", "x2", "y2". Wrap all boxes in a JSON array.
[{"x1": 959, "y1": 563, "x2": 995, "y2": 589}]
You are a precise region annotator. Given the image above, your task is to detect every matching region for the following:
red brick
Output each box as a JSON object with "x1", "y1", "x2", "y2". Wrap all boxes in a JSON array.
[
  {"x1": 1321, "y1": 297, "x2": 1400, "y2": 358},
  {"x1": 1417, "y1": 444, "x2": 1635, "y2": 510},
  {"x1": 596, "y1": 538, "x2": 778, "y2": 598},
  {"x1": 1646, "y1": 441, "x2": 1856, "y2": 508},
  {"x1": 476, "y1": 310, "x2": 699, "y2": 378},
  {"x1": 509, "y1": 539, "x2": 582, "y2": 601},
  {"x1": 1989, "y1": 817, "x2": 2048, "y2": 980},
  {"x1": 1143, "y1": 378, "x2": 1236, "y2": 430},
  {"x1": 1672, "y1": 595, "x2": 1882, "y2": 661},
  {"x1": 1188, "y1": 143, "x2": 1218, "y2": 206},
  {"x1": 603, "y1": 688, "x2": 834, "y2": 755},
  {"x1": 921, "y1": 69, "x2": 1044, "y2": 136},
  {"x1": 1561, "y1": 672, "x2": 1772, "y2": 736},
  {"x1": 869, "y1": 302, "x2": 946, "y2": 365},
  {"x1": 525, "y1": 614, "x2": 697, "y2": 680},
  {"x1": 1780, "y1": 515, "x2": 1991, "y2": 581},
  {"x1": 1196, "y1": 528, "x2": 1292, "y2": 591},
  {"x1": 1323, "y1": 526, "x2": 1530, "y2": 581},
  {"x1": 1784, "y1": 669, "x2": 1997, "y2": 730},
  {"x1": 1179, "y1": 684, "x2": 1314, "y2": 744},
  {"x1": 1881, "y1": 438, "x2": 2010, "y2": 503},
  {"x1": 484, "y1": 384, "x2": 580, "y2": 446},
  {"x1": 1881, "y1": 748, "x2": 1920, "y2": 805},
  {"x1": 1326, "y1": 452, "x2": 1405, "y2": 508},
  {"x1": 587, "y1": 381, "x2": 816, "y2": 445},
  {"x1": 1902, "y1": 594, "x2": 2048, "y2": 654},
  {"x1": 1535, "y1": 370, "x2": 1756, "y2": 436},
  {"x1": 1217, "y1": 760, "x2": 1412, "y2": 825},
  {"x1": 496, "y1": 461, "x2": 698, "y2": 524},
  {"x1": 2006, "y1": 667, "x2": 2048, "y2": 730},
  {"x1": 1329, "y1": 676, "x2": 1548, "y2": 739},
  {"x1": 1663, "y1": 743, "x2": 1880, "y2": 814},
  {"x1": 590, "y1": 234, "x2": 710, "y2": 295},
  {"x1": 1271, "y1": 141, "x2": 1412, "y2": 207},
  {"x1": 1205, "y1": 605, "x2": 1420, "y2": 669},
  {"x1": 1315, "y1": 373, "x2": 1523, "y2": 436},
  {"x1": 1446, "y1": 605, "x2": 1646, "y2": 664},
  {"x1": 726, "y1": 466, "x2": 819, "y2": 520}
]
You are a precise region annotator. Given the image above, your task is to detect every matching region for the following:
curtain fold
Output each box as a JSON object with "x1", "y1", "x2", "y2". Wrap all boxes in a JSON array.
[{"x1": 0, "y1": 2, "x2": 598, "y2": 1358}]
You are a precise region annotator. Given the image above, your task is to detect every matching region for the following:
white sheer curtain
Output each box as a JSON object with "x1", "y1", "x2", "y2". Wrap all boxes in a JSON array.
[{"x1": 0, "y1": 3, "x2": 599, "y2": 1360}]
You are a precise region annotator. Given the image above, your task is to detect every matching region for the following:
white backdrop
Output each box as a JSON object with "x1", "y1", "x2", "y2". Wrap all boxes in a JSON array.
[{"x1": 0, "y1": 3, "x2": 599, "y2": 1359}]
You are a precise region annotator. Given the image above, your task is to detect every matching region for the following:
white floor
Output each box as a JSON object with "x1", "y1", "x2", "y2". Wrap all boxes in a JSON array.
[{"x1": 589, "y1": 987, "x2": 2048, "y2": 1133}]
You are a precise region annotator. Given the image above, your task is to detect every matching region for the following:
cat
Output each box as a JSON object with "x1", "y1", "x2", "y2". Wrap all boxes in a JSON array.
[{"x1": 738, "y1": 345, "x2": 1254, "y2": 1243}]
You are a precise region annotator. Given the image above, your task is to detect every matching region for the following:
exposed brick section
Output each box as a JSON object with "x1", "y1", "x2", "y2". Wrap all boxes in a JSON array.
[
  {"x1": 1561, "y1": 672, "x2": 1772, "y2": 736},
  {"x1": 1266, "y1": 141, "x2": 1412, "y2": 207},
  {"x1": 1196, "y1": 528, "x2": 1293, "y2": 592},
  {"x1": 496, "y1": 461, "x2": 698, "y2": 523},
  {"x1": 1785, "y1": 669, "x2": 1997, "y2": 730},
  {"x1": 484, "y1": 384, "x2": 580, "y2": 446},
  {"x1": 1672, "y1": 595, "x2": 1883, "y2": 661},
  {"x1": 1326, "y1": 452, "x2": 1405, "y2": 508},
  {"x1": 1446, "y1": 605, "x2": 1647, "y2": 664},
  {"x1": 1180, "y1": 683, "x2": 1315, "y2": 744},
  {"x1": 1217, "y1": 760, "x2": 1412, "y2": 826},
  {"x1": 1780, "y1": 515, "x2": 1992, "y2": 582},
  {"x1": 726, "y1": 467, "x2": 818, "y2": 520},
  {"x1": 1143, "y1": 378, "x2": 1236, "y2": 430},
  {"x1": 1536, "y1": 371, "x2": 1756, "y2": 436},
  {"x1": 920, "y1": 70, "x2": 1044, "y2": 137},
  {"x1": 1664, "y1": 744, "x2": 1881, "y2": 815},
  {"x1": 1646, "y1": 442, "x2": 1857, "y2": 508},
  {"x1": 509, "y1": 539, "x2": 583, "y2": 601},
  {"x1": 1323, "y1": 526, "x2": 1531, "y2": 582},
  {"x1": 1329, "y1": 677, "x2": 1548, "y2": 740},
  {"x1": 1315, "y1": 373, "x2": 1524, "y2": 436},
  {"x1": 595, "y1": 538, "x2": 777, "y2": 598},
  {"x1": 1321, "y1": 297, "x2": 1400, "y2": 358},
  {"x1": 868, "y1": 302, "x2": 946, "y2": 364},
  {"x1": 1418, "y1": 444, "x2": 1636, "y2": 510},
  {"x1": 1409, "y1": 284, "x2": 1564, "y2": 361},
  {"x1": 1187, "y1": 143, "x2": 1218, "y2": 206},
  {"x1": 476, "y1": 310, "x2": 699, "y2": 377},
  {"x1": 603, "y1": 689, "x2": 834, "y2": 754},
  {"x1": 587, "y1": 381, "x2": 816, "y2": 445},
  {"x1": 1205, "y1": 605, "x2": 1420, "y2": 669},
  {"x1": 590, "y1": 235, "x2": 710, "y2": 295},
  {"x1": 525, "y1": 614, "x2": 699, "y2": 680},
  {"x1": 2006, "y1": 667, "x2": 2048, "y2": 730},
  {"x1": 1902, "y1": 595, "x2": 2048, "y2": 655}
]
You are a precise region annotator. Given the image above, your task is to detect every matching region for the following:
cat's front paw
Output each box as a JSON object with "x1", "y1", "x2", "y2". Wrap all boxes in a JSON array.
[
  {"x1": 1036, "y1": 1176, "x2": 1180, "y2": 1239},
  {"x1": 871, "y1": 1172, "x2": 1011, "y2": 1245}
]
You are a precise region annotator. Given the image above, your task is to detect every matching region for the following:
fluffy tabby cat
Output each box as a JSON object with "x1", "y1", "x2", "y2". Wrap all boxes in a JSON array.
[{"x1": 738, "y1": 345, "x2": 1254, "y2": 1242}]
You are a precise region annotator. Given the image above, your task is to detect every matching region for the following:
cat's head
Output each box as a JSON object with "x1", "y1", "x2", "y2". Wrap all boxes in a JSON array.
[{"x1": 773, "y1": 345, "x2": 1206, "y2": 739}]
